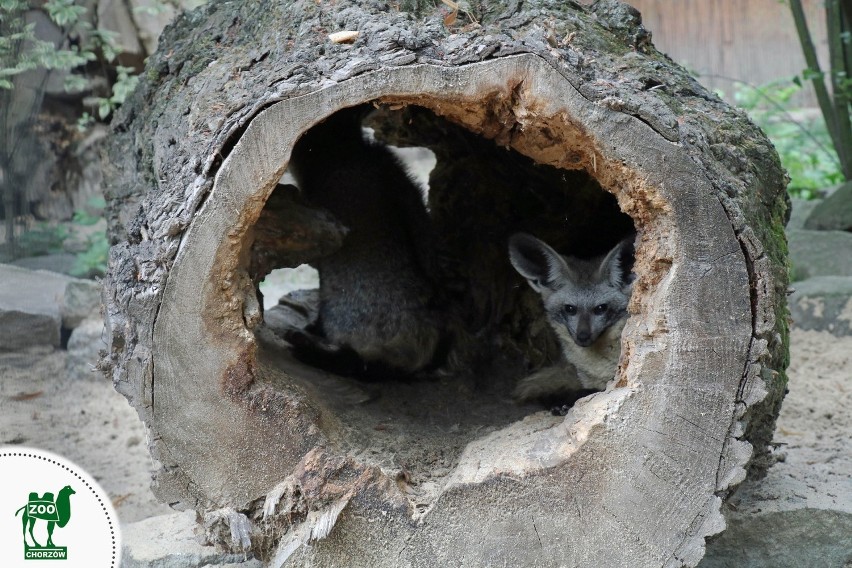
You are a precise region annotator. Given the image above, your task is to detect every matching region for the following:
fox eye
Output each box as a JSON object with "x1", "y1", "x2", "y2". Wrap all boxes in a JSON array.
[
  {"x1": 564, "y1": 304, "x2": 577, "y2": 315},
  {"x1": 593, "y1": 304, "x2": 608, "y2": 315}
]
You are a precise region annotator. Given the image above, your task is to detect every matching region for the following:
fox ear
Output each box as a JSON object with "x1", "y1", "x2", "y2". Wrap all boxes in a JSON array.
[
  {"x1": 600, "y1": 235, "x2": 636, "y2": 289},
  {"x1": 508, "y1": 233, "x2": 567, "y2": 292}
]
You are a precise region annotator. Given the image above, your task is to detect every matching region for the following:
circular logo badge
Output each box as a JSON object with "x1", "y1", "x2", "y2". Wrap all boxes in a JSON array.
[{"x1": 0, "y1": 447, "x2": 120, "y2": 567}]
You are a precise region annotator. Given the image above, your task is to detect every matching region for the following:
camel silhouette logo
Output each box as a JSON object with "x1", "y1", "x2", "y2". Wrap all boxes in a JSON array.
[{"x1": 14, "y1": 485, "x2": 75, "y2": 560}]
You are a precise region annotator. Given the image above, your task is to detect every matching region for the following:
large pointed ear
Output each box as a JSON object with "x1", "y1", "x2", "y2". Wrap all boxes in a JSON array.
[
  {"x1": 599, "y1": 234, "x2": 636, "y2": 290},
  {"x1": 508, "y1": 233, "x2": 568, "y2": 292}
]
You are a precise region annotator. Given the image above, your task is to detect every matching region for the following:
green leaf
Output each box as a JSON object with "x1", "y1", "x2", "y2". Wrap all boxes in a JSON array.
[
  {"x1": 86, "y1": 27, "x2": 122, "y2": 62},
  {"x1": 63, "y1": 73, "x2": 87, "y2": 93},
  {"x1": 802, "y1": 67, "x2": 824, "y2": 81},
  {"x1": 76, "y1": 111, "x2": 94, "y2": 132},
  {"x1": 0, "y1": 0, "x2": 28, "y2": 11},
  {"x1": 97, "y1": 98, "x2": 111, "y2": 119},
  {"x1": 44, "y1": 0, "x2": 87, "y2": 27},
  {"x1": 104, "y1": 65, "x2": 140, "y2": 104}
]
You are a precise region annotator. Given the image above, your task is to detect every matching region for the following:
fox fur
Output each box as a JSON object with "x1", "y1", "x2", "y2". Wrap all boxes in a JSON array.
[
  {"x1": 508, "y1": 232, "x2": 635, "y2": 397},
  {"x1": 286, "y1": 107, "x2": 445, "y2": 377}
]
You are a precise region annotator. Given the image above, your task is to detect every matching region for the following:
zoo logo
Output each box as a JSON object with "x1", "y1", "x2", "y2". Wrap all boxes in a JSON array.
[{"x1": 14, "y1": 486, "x2": 75, "y2": 560}]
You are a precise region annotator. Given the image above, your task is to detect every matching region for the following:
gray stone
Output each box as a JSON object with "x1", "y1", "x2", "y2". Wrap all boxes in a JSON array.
[
  {"x1": 0, "y1": 264, "x2": 72, "y2": 350},
  {"x1": 96, "y1": 0, "x2": 144, "y2": 60},
  {"x1": 787, "y1": 229, "x2": 852, "y2": 281},
  {"x1": 128, "y1": 0, "x2": 205, "y2": 56},
  {"x1": 61, "y1": 279, "x2": 102, "y2": 329},
  {"x1": 785, "y1": 198, "x2": 820, "y2": 231},
  {"x1": 788, "y1": 276, "x2": 852, "y2": 336},
  {"x1": 122, "y1": 511, "x2": 261, "y2": 568},
  {"x1": 10, "y1": 253, "x2": 77, "y2": 276},
  {"x1": 804, "y1": 181, "x2": 852, "y2": 232},
  {"x1": 66, "y1": 317, "x2": 106, "y2": 381},
  {"x1": 699, "y1": 509, "x2": 852, "y2": 568}
]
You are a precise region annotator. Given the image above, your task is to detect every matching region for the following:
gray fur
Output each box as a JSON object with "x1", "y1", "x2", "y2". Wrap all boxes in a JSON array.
[
  {"x1": 509, "y1": 233, "x2": 634, "y2": 395},
  {"x1": 287, "y1": 108, "x2": 443, "y2": 375}
]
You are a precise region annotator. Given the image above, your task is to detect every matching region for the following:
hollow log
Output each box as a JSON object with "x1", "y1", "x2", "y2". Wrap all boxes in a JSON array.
[{"x1": 101, "y1": 0, "x2": 790, "y2": 566}]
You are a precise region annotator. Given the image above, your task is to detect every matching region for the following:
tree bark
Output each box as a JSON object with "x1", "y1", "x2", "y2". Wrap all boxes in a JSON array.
[{"x1": 101, "y1": 0, "x2": 790, "y2": 566}]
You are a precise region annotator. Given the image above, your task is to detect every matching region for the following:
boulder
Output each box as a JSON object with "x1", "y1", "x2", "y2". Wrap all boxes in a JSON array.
[
  {"x1": 700, "y1": 509, "x2": 852, "y2": 567},
  {"x1": 10, "y1": 253, "x2": 77, "y2": 276},
  {"x1": 787, "y1": 230, "x2": 852, "y2": 281},
  {"x1": 803, "y1": 181, "x2": 852, "y2": 232},
  {"x1": 66, "y1": 317, "x2": 107, "y2": 381},
  {"x1": 61, "y1": 279, "x2": 102, "y2": 329},
  {"x1": 0, "y1": 264, "x2": 71, "y2": 350},
  {"x1": 785, "y1": 198, "x2": 820, "y2": 231},
  {"x1": 788, "y1": 276, "x2": 852, "y2": 336}
]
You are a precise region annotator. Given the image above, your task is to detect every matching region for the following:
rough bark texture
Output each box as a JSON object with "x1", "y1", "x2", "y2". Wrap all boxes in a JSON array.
[{"x1": 101, "y1": 0, "x2": 789, "y2": 566}]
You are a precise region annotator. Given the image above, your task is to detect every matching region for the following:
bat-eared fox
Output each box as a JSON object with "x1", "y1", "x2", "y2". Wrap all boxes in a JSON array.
[{"x1": 508, "y1": 232, "x2": 635, "y2": 403}]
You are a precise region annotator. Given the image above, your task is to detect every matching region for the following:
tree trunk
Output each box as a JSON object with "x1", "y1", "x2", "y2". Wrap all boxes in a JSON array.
[{"x1": 101, "y1": 0, "x2": 790, "y2": 566}]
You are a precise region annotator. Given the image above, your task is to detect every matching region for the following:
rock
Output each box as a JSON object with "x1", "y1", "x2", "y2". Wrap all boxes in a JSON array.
[
  {"x1": 96, "y1": 0, "x2": 144, "y2": 63},
  {"x1": 122, "y1": 511, "x2": 262, "y2": 568},
  {"x1": 10, "y1": 253, "x2": 77, "y2": 276},
  {"x1": 0, "y1": 264, "x2": 72, "y2": 350},
  {"x1": 787, "y1": 229, "x2": 852, "y2": 281},
  {"x1": 127, "y1": 0, "x2": 204, "y2": 56},
  {"x1": 788, "y1": 276, "x2": 852, "y2": 336},
  {"x1": 785, "y1": 198, "x2": 820, "y2": 231},
  {"x1": 804, "y1": 181, "x2": 852, "y2": 231},
  {"x1": 699, "y1": 509, "x2": 852, "y2": 567},
  {"x1": 62, "y1": 217, "x2": 107, "y2": 255},
  {"x1": 61, "y1": 279, "x2": 102, "y2": 329},
  {"x1": 66, "y1": 317, "x2": 106, "y2": 381}
]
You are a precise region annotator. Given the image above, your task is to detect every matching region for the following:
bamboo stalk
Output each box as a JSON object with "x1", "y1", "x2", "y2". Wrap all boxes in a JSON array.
[
  {"x1": 826, "y1": 0, "x2": 852, "y2": 179},
  {"x1": 841, "y1": 0, "x2": 852, "y2": 73},
  {"x1": 790, "y1": 0, "x2": 847, "y2": 178}
]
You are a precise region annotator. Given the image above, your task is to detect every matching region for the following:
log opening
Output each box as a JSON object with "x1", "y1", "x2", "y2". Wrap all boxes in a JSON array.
[
  {"x1": 247, "y1": 103, "x2": 639, "y2": 506},
  {"x1": 153, "y1": 58, "x2": 685, "y2": 510}
]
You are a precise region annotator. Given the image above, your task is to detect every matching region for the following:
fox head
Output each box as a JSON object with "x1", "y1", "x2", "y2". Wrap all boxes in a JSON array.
[{"x1": 508, "y1": 233, "x2": 635, "y2": 348}]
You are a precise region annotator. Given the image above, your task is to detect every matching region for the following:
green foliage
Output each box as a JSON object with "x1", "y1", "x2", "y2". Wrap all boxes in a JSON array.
[
  {"x1": 0, "y1": 0, "x2": 95, "y2": 90},
  {"x1": 44, "y1": 0, "x2": 86, "y2": 27},
  {"x1": 70, "y1": 195, "x2": 107, "y2": 277},
  {"x1": 13, "y1": 222, "x2": 69, "y2": 257},
  {"x1": 71, "y1": 228, "x2": 107, "y2": 278},
  {"x1": 72, "y1": 196, "x2": 105, "y2": 226},
  {"x1": 0, "y1": 0, "x2": 137, "y2": 122},
  {"x1": 729, "y1": 79, "x2": 844, "y2": 199},
  {"x1": 0, "y1": 197, "x2": 108, "y2": 278},
  {"x1": 94, "y1": 65, "x2": 139, "y2": 120}
]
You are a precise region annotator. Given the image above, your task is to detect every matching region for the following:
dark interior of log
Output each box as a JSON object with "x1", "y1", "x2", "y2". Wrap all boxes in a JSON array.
[{"x1": 248, "y1": 104, "x2": 635, "y2": 506}]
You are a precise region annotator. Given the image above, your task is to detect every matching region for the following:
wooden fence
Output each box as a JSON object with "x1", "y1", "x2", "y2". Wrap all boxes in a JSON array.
[{"x1": 628, "y1": 0, "x2": 828, "y2": 107}]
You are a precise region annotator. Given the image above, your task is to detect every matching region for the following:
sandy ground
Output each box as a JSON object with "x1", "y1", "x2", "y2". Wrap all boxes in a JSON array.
[
  {"x1": 733, "y1": 328, "x2": 852, "y2": 516},
  {"x1": 0, "y1": 326, "x2": 849, "y2": 533}
]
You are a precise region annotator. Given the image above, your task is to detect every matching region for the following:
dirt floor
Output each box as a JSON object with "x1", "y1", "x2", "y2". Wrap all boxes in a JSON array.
[{"x1": 0, "y1": 327, "x2": 849, "y2": 530}]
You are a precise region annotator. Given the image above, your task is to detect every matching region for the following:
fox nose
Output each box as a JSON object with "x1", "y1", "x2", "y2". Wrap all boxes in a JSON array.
[{"x1": 575, "y1": 331, "x2": 592, "y2": 346}]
